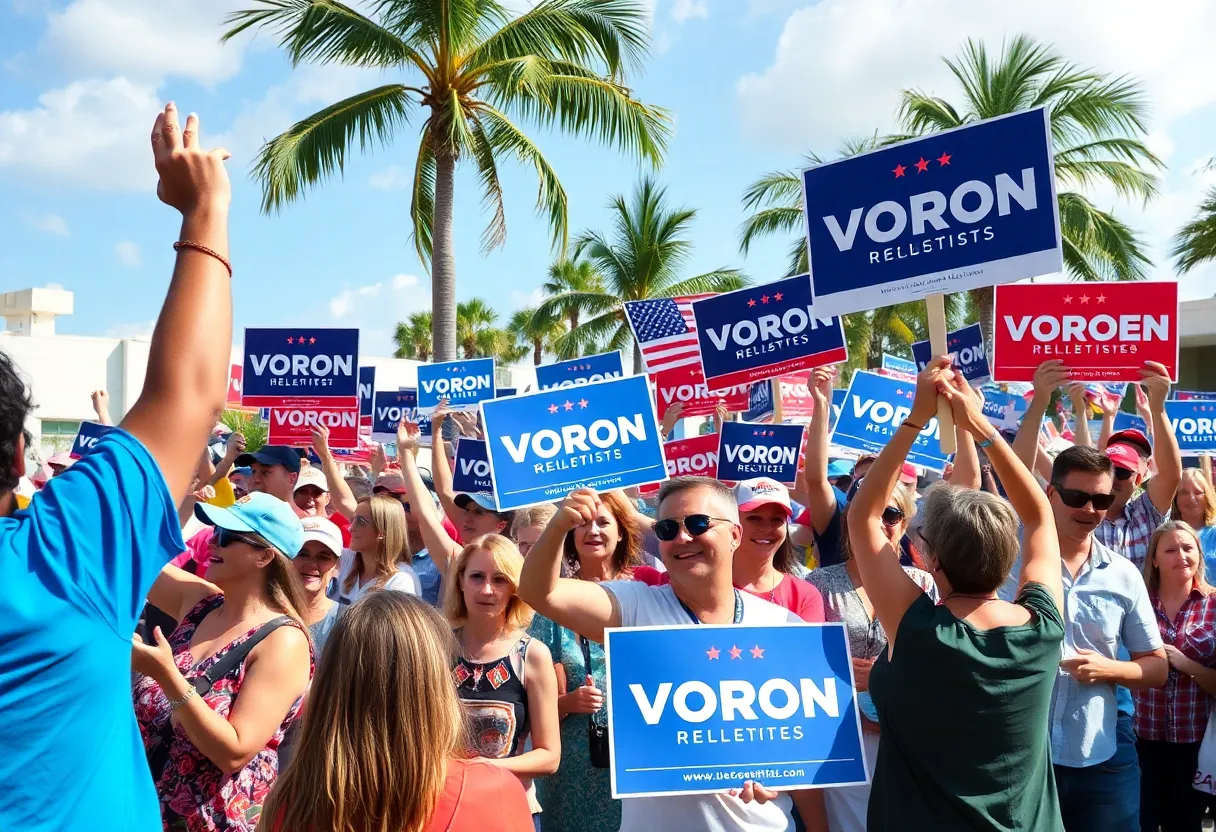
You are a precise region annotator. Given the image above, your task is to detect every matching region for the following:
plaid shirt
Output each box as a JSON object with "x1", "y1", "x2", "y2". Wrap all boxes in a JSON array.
[
  {"x1": 1094, "y1": 489, "x2": 1166, "y2": 571},
  {"x1": 1133, "y1": 590, "x2": 1216, "y2": 743}
]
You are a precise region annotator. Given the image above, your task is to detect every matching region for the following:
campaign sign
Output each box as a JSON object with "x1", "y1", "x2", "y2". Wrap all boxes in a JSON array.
[
  {"x1": 1166, "y1": 401, "x2": 1216, "y2": 456},
  {"x1": 992, "y1": 281, "x2": 1179, "y2": 382},
  {"x1": 479, "y1": 375, "x2": 667, "y2": 511},
  {"x1": 268, "y1": 407, "x2": 360, "y2": 449},
  {"x1": 744, "y1": 380, "x2": 774, "y2": 423},
  {"x1": 779, "y1": 373, "x2": 817, "y2": 418},
  {"x1": 831, "y1": 371, "x2": 949, "y2": 471},
  {"x1": 359, "y1": 367, "x2": 376, "y2": 420},
  {"x1": 497, "y1": 387, "x2": 517, "y2": 399},
  {"x1": 831, "y1": 389, "x2": 846, "y2": 431},
  {"x1": 372, "y1": 390, "x2": 419, "y2": 444},
  {"x1": 692, "y1": 275, "x2": 848, "y2": 393},
  {"x1": 981, "y1": 389, "x2": 1029, "y2": 432},
  {"x1": 801, "y1": 108, "x2": 1061, "y2": 317},
  {"x1": 717, "y1": 421, "x2": 806, "y2": 485},
  {"x1": 417, "y1": 358, "x2": 495, "y2": 414},
  {"x1": 1176, "y1": 390, "x2": 1216, "y2": 401},
  {"x1": 639, "y1": 434, "x2": 721, "y2": 496},
  {"x1": 536, "y1": 351, "x2": 625, "y2": 391},
  {"x1": 605, "y1": 623, "x2": 866, "y2": 797},
  {"x1": 227, "y1": 364, "x2": 244, "y2": 406},
  {"x1": 881, "y1": 354, "x2": 917, "y2": 376},
  {"x1": 242, "y1": 328, "x2": 359, "y2": 408},
  {"x1": 71, "y1": 421, "x2": 118, "y2": 459},
  {"x1": 452, "y1": 438, "x2": 493, "y2": 492},
  {"x1": 911, "y1": 322, "x2": 990, "y2": 384},
  {"x1": 655, "y1": 365, "x2": 750, "y2": 421}
]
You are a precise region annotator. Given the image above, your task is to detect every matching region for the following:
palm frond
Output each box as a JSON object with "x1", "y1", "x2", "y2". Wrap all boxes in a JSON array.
[
  {"x1": 467, "y1": 116, "x2": 507, "y2": 253},
  {"x1": 656, "y1": 270, "x2": 749, "y2": 297},
  {"x1": 410, "y1": 130, "x2": 437, "y2": 264},
  {"x1": 739, "y1": 207, "x2": 805, "y2": 257},
  {"x1": 1057, "y1": 190, "x2": 1152, "y2": 281},
  {"x1": 1171, "y1": 185, "x2": 1216, "y2": 274},
  {"x1": 740, "y1": 170, "x2": 802, "y2": 212}
]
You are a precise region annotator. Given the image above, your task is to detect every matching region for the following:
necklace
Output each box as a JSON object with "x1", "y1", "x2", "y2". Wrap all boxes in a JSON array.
[{"x1": 942, "y1": 592, "x2": 1000, "y2": 605}]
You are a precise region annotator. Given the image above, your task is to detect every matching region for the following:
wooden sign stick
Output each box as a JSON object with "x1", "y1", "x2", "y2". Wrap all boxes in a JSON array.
[
  {"x1": 926, "y1": 293, "x2": 957, "y2": 454},
  {"x1": 771, "y1": 377, "x2": 785, "y2": 425}
]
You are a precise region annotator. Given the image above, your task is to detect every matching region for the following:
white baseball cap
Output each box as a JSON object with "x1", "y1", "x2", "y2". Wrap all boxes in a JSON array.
[
  {"x1": 733, "y1": 478, "x2": 792, "y2": 516},
  {"x1": 300, "y1": 515, "x2": 343, "y2": 558},
  {"x1": 294, "y1": 467, "x2": 329, "y2": 493}
]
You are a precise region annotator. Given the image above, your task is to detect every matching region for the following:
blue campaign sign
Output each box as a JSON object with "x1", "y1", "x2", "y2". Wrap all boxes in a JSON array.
[
  {"x1": 1115, "y1": 411, "x2": 1148, "y2": 435},
  {"x1": 417, "y1": 358, "x2": 495, "y2": 414},
  {"x1": 359, "y1": 366, "x2": 375, "y2": 418},
  {"x1": 831, "y1": 388, "x2": 846, "y2": 431},
  {"x1": 802, "y1": 108, "x2": 1062, "y2": 318},
  {"x1": 744, "y1": 381, "x2": 774, "y2": 423},
  {"x1": 242, "y1": 328, "x2": 360, "y2": 407},
  {"x1": 831, "y1": 371, "x2": 949, "y2": 471},
  {"x1": 479, "y1": 375, "x2": 667, "y2": 510},
  {"x1": 497, "y1": 387, "x2": 517, "y2": 399},
  {"x1": 452, "y1": 438, "x2": 493, "y2": 492},
  {"x1": 605, "y1": 623, "x2": 866, "y2": 797},
  {"x1": 717, "y1": 421, "x2": 805, "y2": 485},
  {"x1": 911, "y1": 322, "x2": 990, "y2": 384},
  {"x1": 692, "y1": 275, "x2": 848, "y2": 393},
  {"x1": 981, "y1": 389, "x2": 1029, "y2": 432},
  {"x1": 71, "y1": 421, "x2": 118, "y2": 459},
  {"x1": 372, "y1": 390, "x2": 419, "y2": 443},
  {"x1": 1166, "y1": 401, "x2": 1216, "y2": 455},
  {"x1": 881, "y1": 353, "x2": 917, "y2": 376},
  {"x1": 535, "y1": 351, "x2": 625, "y2": 391}
]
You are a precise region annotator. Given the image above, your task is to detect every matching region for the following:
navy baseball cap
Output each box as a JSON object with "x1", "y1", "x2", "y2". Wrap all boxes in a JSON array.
[
  {"x1": 234, "y1": 445, "x2": 302, "y2": 474},
  {"x1": 195, "y1": 492, "x2": 305, "y2": 559}
]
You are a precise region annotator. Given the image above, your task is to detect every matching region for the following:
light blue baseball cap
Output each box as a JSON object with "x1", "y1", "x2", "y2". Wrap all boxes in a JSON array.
[
  {"x1": 195, "y1": 492, "x2": 305, "y2": 559},
  {"x1": 827, "y1": 459, "x2": 853, "y2": 478}
]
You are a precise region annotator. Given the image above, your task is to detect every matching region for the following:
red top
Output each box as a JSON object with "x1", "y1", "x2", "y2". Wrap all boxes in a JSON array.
[
  {"x1": 629, "y1": 568, "x2": 825, "y2": 622},
  {"x1": 330, "y1": 511, "x2": 352, "y2": 548},
  {"x1": 1133, "y1": 589, "x2": 1216, "y2": 743}
]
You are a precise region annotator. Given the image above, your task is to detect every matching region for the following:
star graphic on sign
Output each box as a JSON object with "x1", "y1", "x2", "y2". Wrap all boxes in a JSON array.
[
  {"x1": 774, "y1": 292, "x2": 784, "y2": 302},
  {"x1": 707, "y1": 646, "x2": 720, "y2": 660},
  {"x1": 1080, "y1": 295, "x2": 1090, "y2": 304},
  {"x1": 750, "y1": 645, "x2": 765, "y2": 659},
  {"x1": 547, "y1": 403, "x2": 559, "y2": 414},
  {"x1": 286, "y1": 336, "x2": 295, "y2": 344},
  {"x1": 937, "y1": 151, "x2": 952, "y2": 166},
  {"x1": 893, "y1": 164, "x2": 907, "y2": 178},
  {"x1": 563, "y1": 400, "x2": 575, "y2": 411},
  {"x1": 1064, "y1": 295, "x2": 1073, "y2": 304},
  {"x1": 1096, "y1": 294, "x2": 1107, "y2": 304},
  {"x1": 729, "y1": 645, "x2": 743, "y2": 660},
  {"x1": 298, "y1": 334, "x2": 306, "y2": 342},
  {"x1": 760, "y1": 295, "x2": 770, "y2": 304},
  {"x1": 309, "y1": 337, "x2": 316, "y2": 345},
  {"x1": 747, "y1": 299, "x2": 756, "y2": 307},
  {"x1": 914, "y1": 157, "x2": 930, "y2": 173},
  {"x1": 578, "y1": 398, "x2": 589, "y2": 408}
]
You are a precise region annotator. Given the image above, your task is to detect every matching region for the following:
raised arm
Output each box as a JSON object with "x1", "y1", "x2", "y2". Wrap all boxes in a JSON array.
[
  {"x1": 428, "y1": 401, "x2": 464, "y2": 523},
  {"x1": 310, "y1": 424, "x2": 357, "y2": 520},
  {"x1": 517, "y1": 489, "x2": 620, "y2": 643},
  {"x1": 1013, "y1": 360, "x2": 1069, "y2": 473},
  {"x1": 91, "y1": 390, "x2": 112, "y2": 426},
  {"x1": 209, "y1": 431, "x2": 243, "y2": 488},
  {"x1": 396, "y1": 420, "x2": 461, "y2": 575},
  {"x1": 120, "y1": 104, "x2": 232, "y2": 501},
  {"x1": 802, "y1": 367, "x2": 840, "y2": 536},
  {"x1": 1096, "y1": 393, "x2": 1119, "y2": 451},
  {"x1": 849, "y1": 359, "x2": 951, "y2": 645},
  {"x1": 1066, "y1": 385, "x2": 1092, "y2": 448},
  {"x1": 1141, "y1": 361, "x2": 1182, "y2": 514},
  {"x1": 944, "y1": 385, "x2": 982, "y2": 490}
]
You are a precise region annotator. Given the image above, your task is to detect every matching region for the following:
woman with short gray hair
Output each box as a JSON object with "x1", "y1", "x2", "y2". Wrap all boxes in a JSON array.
[{"x1": 849, "y1": 358, "x2": 1065, "y2": 831}]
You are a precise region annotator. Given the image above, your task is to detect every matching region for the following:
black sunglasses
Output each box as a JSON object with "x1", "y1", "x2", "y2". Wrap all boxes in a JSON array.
[
  {"x1": 1113, "y1": 467, "x2": 1135, "y2": 482},
  {"x1": 1052, "y1": 485, "x2": 1116, "y2": 511},
  {"x1": 654, "y1": 515, "x2": 733, "y2": 542},
  {"x1": 881, "y1": 506, "x2": 904, "y2": 527},
  {"x1": 215, "y1": 528, "x2": 261, "y2": 548}
]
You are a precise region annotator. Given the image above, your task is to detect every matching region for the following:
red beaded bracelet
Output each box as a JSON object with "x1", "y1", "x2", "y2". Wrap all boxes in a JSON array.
[{"x1": 173, "y1": 240, "x2": 232, "y2": 278}]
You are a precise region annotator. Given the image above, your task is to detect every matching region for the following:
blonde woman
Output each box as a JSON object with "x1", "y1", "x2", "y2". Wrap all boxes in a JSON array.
[
  {"x1": 1134, "y1": 521, "x2": 1216, "y2": 832},
  {"x1": 260, "y1": 592, "x2": 533, "y2": 832},
  {"x1": 1172, "y1": 468, "x2": 1216, "y2": 573},
  {"x1": 445, "y1": 535, "x2": 560, "y2": 830},
  {"x1": 132, "y1": 493, "x2": 313, "y2": 830},
  {"x1": 330, "y1": 493, "x2": 420, "y2": 609}
]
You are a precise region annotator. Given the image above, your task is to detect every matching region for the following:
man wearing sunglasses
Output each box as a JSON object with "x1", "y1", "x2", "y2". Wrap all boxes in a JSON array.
[{"x1": 519, "y1": 478, "x2": 828, "y2": 832}]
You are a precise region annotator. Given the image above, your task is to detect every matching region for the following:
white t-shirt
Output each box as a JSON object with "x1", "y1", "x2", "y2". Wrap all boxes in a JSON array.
[
  {"x1": 330, "y1": 549, "x2": 422, "y2": 608},
  {"x1": 604, "y1": 581, "x2": 801, "y2": 832}
]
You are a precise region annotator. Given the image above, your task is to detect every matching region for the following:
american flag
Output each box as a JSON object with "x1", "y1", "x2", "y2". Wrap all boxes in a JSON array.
[{"x1": 624, "y1": 294, "x2": 714, "y2": 374}]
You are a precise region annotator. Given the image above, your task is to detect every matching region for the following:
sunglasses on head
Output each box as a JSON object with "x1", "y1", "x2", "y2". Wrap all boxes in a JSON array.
[
  {"x1": 1052, "y1": 485, "x2": 1116, "y2": 511},
  {"x1": 881, "y1": 506, "x2": 904, "y2": 527},
  {"x1": 654, "y1": 514, "x2": 733, "y2": 542},
  {"x1": 215, "y1": 528, "x2": 261, "y2": 549}
]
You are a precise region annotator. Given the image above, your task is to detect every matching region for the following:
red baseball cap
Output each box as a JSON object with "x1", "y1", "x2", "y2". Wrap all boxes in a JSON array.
[
  {"x1": 1108, "y1": 429, "x2": 1151, "y2": 458},
  {"x1": 1105, "y1": 443, "x2": 1141, "y2": 472},
  {"x1": 899, "y1": 463, "x2": 918, "y2": 486}
]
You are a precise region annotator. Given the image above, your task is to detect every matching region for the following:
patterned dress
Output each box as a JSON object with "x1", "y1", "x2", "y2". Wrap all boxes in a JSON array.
[
  {"x1": 133, "y1": 595, "x2": 313, "y2": 831},
  {"x1": 528, "y1": 616, "x2": 620, "y2": 832}
]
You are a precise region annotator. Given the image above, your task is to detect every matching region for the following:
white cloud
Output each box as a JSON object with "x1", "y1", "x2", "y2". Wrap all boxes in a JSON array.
[
  {"x1": 392, "y1": 273, "x2": 419, "y2": 289},
  {"x1": 370, "y1": 165, "x2": 411, "y2": 190},
  {"x1": 104, "y1": 320, "x2": 155, "y2": 339},
  {"x1": 329, "y1": 283, "x2": 384, "y2": 319},
  {"x1": 326, "y1": 273, "x2": 430, "y2": 354},
  {"x1": 672, "y1": 0, "x2": 708, "y2": 23},
  {"x1": 510, "y1": 287, "x2": 546, "y2": 309},
  {"x1": 114, "y1": 240, "x2": 141, "y2": 266},
  {"x1": 23, "y1": 212, "x2": 69, "y2": 236}
]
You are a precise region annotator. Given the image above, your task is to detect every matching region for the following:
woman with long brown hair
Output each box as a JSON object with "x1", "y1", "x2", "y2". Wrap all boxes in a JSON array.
[
  {"x1": 330, "y1": 493, "x2": 419, "y2": 609},
  {"x1": 261, "y1": 592, "x2": 533, "y2": 832},
  {"x1": 132, "y1": 493, "x2": 314, "y2": 830}
]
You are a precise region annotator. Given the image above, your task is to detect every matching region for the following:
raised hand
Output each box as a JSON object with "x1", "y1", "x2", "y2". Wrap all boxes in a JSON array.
[
  {"x1": 910, "y1": 356, "x2": 952, "y2": 427},
  {"x1": 555, "y1": 488, "x2": 600, "y2": 532},
  {"x1": 1139, "y1": 361, "x2": 1171, "y2": 412},
  {"x1": 396, "y1": 419, "x2": 422, "y2": 457},
  {"x1": 224, "y1": 430, "x2": 246, "y2": 460},
  {"x1": 310, "y1": 424, "x2": 331, "y2": 458},
  {"x1": 151, "y1": 103, "x2": 231, "y2": 216},
  {"x1": 659, "y1": 401, "x2": 685, "y2": 437},
  {"x1": 809, "y1": 367, "x2": 835, "y2": 408},
  {"x1": 936, "y1": 369, "x2": 995, "y2": 441},
  {"x1": 1031, "y1": 360, "x2": 1069, "y2": 404}
]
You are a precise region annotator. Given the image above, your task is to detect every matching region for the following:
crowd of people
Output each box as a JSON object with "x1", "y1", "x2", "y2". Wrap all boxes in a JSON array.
[{"x1": 4, "y1": 103, "x2": 1216, "y2": 832}]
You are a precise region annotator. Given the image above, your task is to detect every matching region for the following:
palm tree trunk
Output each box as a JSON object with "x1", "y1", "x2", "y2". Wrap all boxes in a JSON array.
[
  {"x1": 971, "y1": 287, "x2": 995, "y2": 360},
  {"x1": 632, "y1": 343, "x2": 643, "y2": 375},
  {"x1": 533, "y1": 341, "x2": 543, "y2": 365},
  {"x1": 431, "y1": 150, "x2": 458, "y2": 363}
]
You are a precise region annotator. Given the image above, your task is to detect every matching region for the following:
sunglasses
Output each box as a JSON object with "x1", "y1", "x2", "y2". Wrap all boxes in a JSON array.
[
  {"x1": 1113, "y1": 467, "x2": 1135, "y2": 482},
  {"x1": 881, "y1": 506, "x2": 904, "y2": 527},
  {"x1": 1052, "y1": 485, "x2": 1115, "y2": 511},
  {"x1": 215, "y1": 528, "x2": 261, "y2": 549},
  {"x1": 654, "y1": 515, "x2": 733, "y2": 542}
]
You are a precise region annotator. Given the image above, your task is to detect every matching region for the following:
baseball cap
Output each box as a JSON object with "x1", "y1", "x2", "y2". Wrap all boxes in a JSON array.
[
  {"x1": 734, "y1": 478, "x2": 792, "y2": 516},
  {"x1": 1108, "y1": 429, "x2": 1152, "y2": 458},
  {"x1": 455, "y1": 492, "x2": 500, "y2": 512},
  {"x1": 230, "y1": 466, "x2": 252, "y2": 478},
  {"x1": 294, "y1": 467, "x2": 328, "y2": 493},
  {"x1": 300, "y1": 515, "x2": 343, "y2": 558},
  {"x1": 373, "y1": 472, "x2": 407, "y2": 495},
  {"x1": 826, "y1": 459, "x2": 853, "y2": 478},
  {"x1": 899, "y1": 463, "x2": 919, "y2": 486},
  {"x1": 1105, "y1": 443, "x2": 1141, "y2": 473},
  {"x1": 195, "y1": 492, "x2": 305, "y2": 559},
  {"x1": 47, "y1": 452, "x2": 74, "y2": 469},
  {"x1": 234, "y1": 445, "x2": 302, "y2": 474}
]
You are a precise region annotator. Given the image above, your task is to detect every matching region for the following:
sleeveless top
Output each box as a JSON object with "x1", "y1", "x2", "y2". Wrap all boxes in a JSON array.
[
  {"x1": 453, "y1": 633, "x2": 532, "y2": 760},
  {"x1": 133, "y1": 594, "x2": 313, "y2": 831}
]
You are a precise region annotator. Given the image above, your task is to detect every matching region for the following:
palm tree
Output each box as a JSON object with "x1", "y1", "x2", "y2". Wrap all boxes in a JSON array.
[
  {"x1": 220, "y1": 410, "x2": 268, "y2": 453},
  {"x1": 556, "y1": 178, "x2": 748, "y2": 373},
  {"x1": 224, "y1": 0, "x2": 671, "y2": 363},
  {"x1": 509, "y1": 307, "x2": 565, "y2": 365},
  {"x1": 1171, "y1": 185, "x2": 1216, "y2": 276},
  {"x1": 393, "y1": 310, "x2": 432, "y2": 360},
  {"x1": 896, "y1": 35, "x2": 1161, "y2": 347},
  {"x1": 456, "y1": 299, "x2": 499, "y2": 359},
  {"x1": 475, "y1": 326, "x2": 529, "y2": 364},
  {"x1": 540, "y1": 256, "x2": 605, "y2": 333}
]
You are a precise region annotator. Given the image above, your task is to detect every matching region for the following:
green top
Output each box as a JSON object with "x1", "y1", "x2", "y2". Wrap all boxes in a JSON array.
[{"x1": 868, "y1": 581, "x2": 1065, "y2": 831}]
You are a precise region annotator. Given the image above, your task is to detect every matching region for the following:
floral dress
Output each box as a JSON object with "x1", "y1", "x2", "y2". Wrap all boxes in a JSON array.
[{"x1": 133, "y1": 595, "x2": 312, "y2": 831}]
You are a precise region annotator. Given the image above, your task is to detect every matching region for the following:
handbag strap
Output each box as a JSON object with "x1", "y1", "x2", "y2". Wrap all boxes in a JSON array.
[
  {"x1": 579, "y1": 635, "x2": 600, "y2": 729},
  {"x1": 191, "y1": 615, "x2": 294, "y2": 696}
]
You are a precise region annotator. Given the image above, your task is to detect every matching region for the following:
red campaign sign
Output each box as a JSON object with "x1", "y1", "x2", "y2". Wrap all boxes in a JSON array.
[
  {"x1": 639, "y1": 433, "x2": 720, "y2": 495},
  {"x1": 778, "y1": 373, "x2": 816, "y2": 418},
  {"x1": 267, "y1": 407, "x2": 360, "y2": 449},
  {"x1": 227, "y1": 364, "x2": 243, "y2": 405},
  {"x1": 992, "y1": 281, "x2": 1179, "y2": 383},
  {"x1": 653, "y1": 366, "x2": 749, "y2": 421}
]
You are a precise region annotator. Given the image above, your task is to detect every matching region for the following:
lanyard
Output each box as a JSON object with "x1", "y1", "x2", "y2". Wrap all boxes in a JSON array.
[{"x1": 679, "y1": 590, "x2": 744, "y2": 625}]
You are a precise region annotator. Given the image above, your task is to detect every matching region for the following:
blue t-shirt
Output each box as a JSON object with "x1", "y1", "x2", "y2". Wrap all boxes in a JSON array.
[
  {"x1": 1198, "y1": 524, "x2": 1216, "y2": 581},
  {"x1": 0, "y1": 429, "x2": 184, "y2": 830},
  {"x1": 413, "y1": 548, "x2": 444, "y2": 607}
]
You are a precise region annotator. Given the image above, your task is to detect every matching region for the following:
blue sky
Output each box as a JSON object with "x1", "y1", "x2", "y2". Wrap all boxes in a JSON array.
[{"x1": 3, "y1": 0, "x2": 1216, "y2": 357}]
